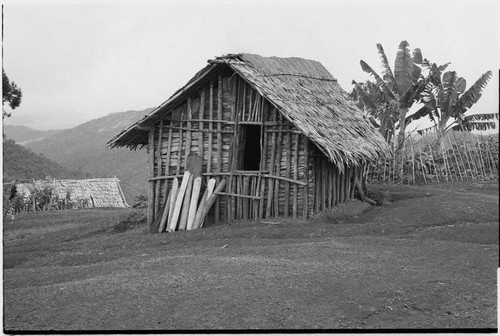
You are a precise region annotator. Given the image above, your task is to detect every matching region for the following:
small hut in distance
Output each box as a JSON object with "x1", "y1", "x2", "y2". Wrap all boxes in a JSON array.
[
  {"x1": 108, "y1": 53, "x2": 388, "y2": 229},
  {"x1": 13, "y1": 177, "x2": 129, "y2": 211}
]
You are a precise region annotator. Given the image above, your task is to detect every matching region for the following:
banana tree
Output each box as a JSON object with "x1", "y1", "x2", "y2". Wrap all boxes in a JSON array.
[
  {"x1": 351, "y1": 80, "x2": 399, "y2": 142},
  {"x1": 408, "y1": 70, "x2": 495, "y2": 147},
  {"x1": 352, "y1": 41, "x2": 426, "y2": 148}
]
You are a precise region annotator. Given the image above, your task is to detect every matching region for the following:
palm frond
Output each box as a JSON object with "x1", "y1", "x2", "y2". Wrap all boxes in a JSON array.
[
  {"x1": 425, "y1": 62, "x2": 451, "y2": 86},
  {"x1": 394, "y1": 40, "x2": 414, "y2": 96},
  {"x1": 456, "y1": 77, "x2": 466, "y2": 94},
  {"x1": 411, "y1": 48, "x2": 423, "y2": 83},
  {"x1": 453, "y1": 70, "x2": 493, "y2": 114},
  {"x1": 402, "y1": 80, "x2": 427, "y2": 108},
  {"x1": 376, "y1": 43, "x2": 398, "y2": 95},
  {"x1": 416, "y1": 124, "x2": 438, "y2": 136},
  {"x1": 451, "y1": 121, "x2": 497, "y2": 132},
  {"x1": 359, "y1": 61, "x2": 397, "y2": 99},
  {"x1": 440, "y1": 71, "x2": 461, "y2": 115},
  {"x1": 351, "y1": 80, "x2": 377, "y2": 113},
  {"x1": 405, "y1": 105, "x2": 431, "y2": 125},
  {"x1": 419, "y1": 84, "x2": 439, "y2": 124},
  {"x1": 464, "y1": 112, "x2": 499, "y2": 122}
]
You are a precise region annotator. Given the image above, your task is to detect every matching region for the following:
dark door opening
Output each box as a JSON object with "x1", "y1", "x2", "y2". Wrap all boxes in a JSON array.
[{"x1": 242, "y1": 125, "x2": 261, "y2": 170}]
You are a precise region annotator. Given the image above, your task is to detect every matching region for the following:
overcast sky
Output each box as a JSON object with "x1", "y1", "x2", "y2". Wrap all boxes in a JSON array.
[{"x1": 2, "y1": 0, "x2": 499, "y2": 131}]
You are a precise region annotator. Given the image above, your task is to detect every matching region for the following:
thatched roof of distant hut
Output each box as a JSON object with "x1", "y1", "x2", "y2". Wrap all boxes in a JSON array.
[
  {"x1": 15, "y1": 177, "x2": 128, "y2": 208},
  {"x1": 108, "y1": 53, "x2": 388, "y2": 167}
]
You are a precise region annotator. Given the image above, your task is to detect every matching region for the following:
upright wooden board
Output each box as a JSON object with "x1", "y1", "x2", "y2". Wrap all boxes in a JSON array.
[
  {"x1": 206, "y1": 178, "x2": 216, "y2": 198},
  {"x1": 150, "y1": 192, "x2": 167, "y2": 233},
  {"x1": 168, "y1": 171, "x2": 191, "y2": 232},
  {"x1": 197, "y1": 179, "x2": 227, "y2": 229},
  {"x1": 200, "y1": 178, "x2": 216, "y2": 227},
  {"x1": 158, "y1": 189, "x2": 172, "y2": 233},
  {"x1": 178, "y1": 174, "x2": 193, "y2": 230},
  {"x1": 167, "y1": 178, "x2": 179, "y2": 230},
  {"x1": 186, "y1": 177, "x2": 202, "y2": 230}
]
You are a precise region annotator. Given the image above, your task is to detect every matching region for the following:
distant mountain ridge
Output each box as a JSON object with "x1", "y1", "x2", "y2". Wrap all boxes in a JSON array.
[
  {"x1": 3, "y1": 139, "x2": 89, "y2": 182},
  {"x1": 24, "y1": 108, "x2": 154, "y2": 203},
  {"x1": 3, "y1": 125, "x2": 66, "y2": 144}
]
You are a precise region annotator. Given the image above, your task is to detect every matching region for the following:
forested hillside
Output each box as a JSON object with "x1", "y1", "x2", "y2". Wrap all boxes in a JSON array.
[
  {"x1": 2, "y1": 139, "x2": 89, "y2": 182},
  {"x1": 25, "y1": 109, "x2": 153, "y2": 203}
]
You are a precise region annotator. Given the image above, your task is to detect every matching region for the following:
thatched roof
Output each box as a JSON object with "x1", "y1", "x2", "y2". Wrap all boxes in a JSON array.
[
  {"x1": 108, "y1": 53, "x2": 389, "y2": 166},
  {"x1": 15, "y1": 177, "x2": 128, "y2": 208}
]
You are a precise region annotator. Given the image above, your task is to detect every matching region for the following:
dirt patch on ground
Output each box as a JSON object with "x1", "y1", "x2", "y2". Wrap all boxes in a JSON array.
[{"x1": 3, "y1": 181, "x2": 498, "y2": 331}]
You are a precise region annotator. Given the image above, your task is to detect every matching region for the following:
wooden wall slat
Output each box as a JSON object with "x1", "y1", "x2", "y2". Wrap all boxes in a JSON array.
[
  {"x1": 265, "y1": 112, "x2": 277, "y2": 219},
  {"x1": 198, "y1": 91, "x2": 205, "y2": 159},
  {"x1": 154, "y1": 122, "x2": 163, "y2": 218},
  {"x1": 273, "y1": 114, "x2": 283, "y2": 217},
  {"x1": 216, "y1": 75, "x2": 223, "y2": 223},
  {"x1": 303, "y1": 137, "x2": 309, "y2": 219},
  {"x1": 284, "y1": 130, "x2": 292, "y2": 217},
  {"x1": 147, "y1": 128, "x2": 155, "y2": 227}
]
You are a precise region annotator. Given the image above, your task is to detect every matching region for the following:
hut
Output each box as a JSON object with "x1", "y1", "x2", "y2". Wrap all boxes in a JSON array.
[
  {"x1": 13, "y1": 177, "x2": 129, "y2": 210},
  {"x1": 108, "y1": 53, "x2": 388, "y2": 229}
]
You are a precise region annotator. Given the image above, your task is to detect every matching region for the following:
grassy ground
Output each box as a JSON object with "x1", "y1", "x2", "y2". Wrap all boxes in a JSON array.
[{"x1": 2, "y1": 181, "x2": 498, "y2": 331}]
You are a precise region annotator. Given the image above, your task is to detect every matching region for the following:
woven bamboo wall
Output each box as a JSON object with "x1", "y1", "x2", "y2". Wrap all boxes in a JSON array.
[{"x1": 148, "y1": 72, "x2": 361, "y2": 225}]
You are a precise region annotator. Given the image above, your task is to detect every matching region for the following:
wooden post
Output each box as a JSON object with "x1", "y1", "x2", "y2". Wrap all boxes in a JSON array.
[
  {"x1": 266, "y1": 115, "x2": 277, "y2": 218},
  {"x1": 339, "y1": 170, "x2": 345, "y2": 204},
  {"x1": 303, "y1": 137, "x2": 309, "y2": 219},
  {"x1": 165, "y1": 124, "x2": 173, "y2": 177},
  {"x1": 485, "y1": 138, "x2": 498, "y2": 178},
  {"x1": 208, "y1": 80, "x2": 214, "y2": 174},
  {"x1": 242, "y1": 176, "x2": 250, "y2": 219},
  {"x1": 314, "y1": 156, "x2": 321, "y2": 213},
  {"x1": 154, "y1": 122, "x2": 163, "y2": 219},
  {"x1": 334, "y1": 166, "x2": 339, "y2": 207},
  {"x1": 242, "y1": 81, "x2": 247, "y2": 121},
  {"x1": 428, "y1": 144, "x2": 439, "y2": 182},
  {"x1": 256, "y1": 105, "x2": 266, "y2": 220},
  {"x1": 411, "y1": 144, "x2": 416, "y2": 185},
  {"x1": 474, "y1": 134, "x2": 487, "y2": 179},
  {"x1": 321, "y1": 159, "x2": 327, "y2": 208},
  {"x1": 215, "y1": 75, "x2": 223, "y2": 223},
  {"x1": 418, "y1": 145, "x2": 427, "y2": 184},
  {"x1": 147, "y1": 127, "x2": 155, "y2": 227},
  {"x1": 292, "y1": 133, "x2": 299, "y2": 218},
  {"x1": 327, "y1": 165, "x2": 333, "y2": 208},
  {"x1": 284, "y1": 129, "x2": 292, "y2": 217},
  {"x1": 465, "y1": 138, "x2": 478, "y2": 180},
  {"x1": 273, "y1": 116, "x2": 283, "y2": 217},
  {"x1": 354, "y1": 168, "x2": 359, "y2": 199},
  {"x1": 248, "y1": 89, "x2": 254, "y2": 122},
  {"x1": 198, "y1": 91, "x2": 205, "y2": 159},
  {"x1": 350, "y1": 168, "x2": 356, "y2": 199},
  {"x1": 227, "y1": 76, "x2": 239, "y2": 223},
  {"x1": 185, "y1": 98, "x2": 193, "y2": 164}
]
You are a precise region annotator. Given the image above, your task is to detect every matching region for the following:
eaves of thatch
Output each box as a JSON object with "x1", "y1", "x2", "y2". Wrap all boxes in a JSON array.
[{"x1": 107, "y1": 53, "x2": 389, "y2": 167}]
